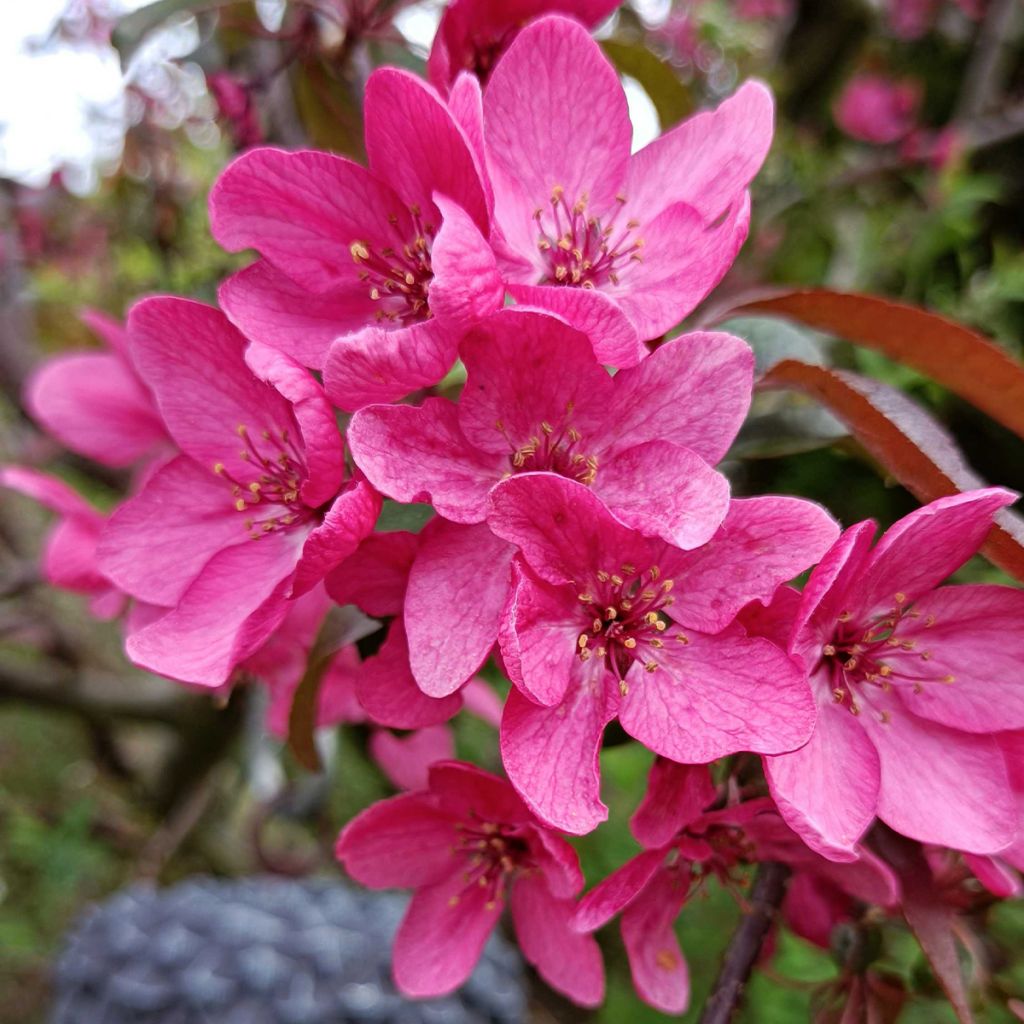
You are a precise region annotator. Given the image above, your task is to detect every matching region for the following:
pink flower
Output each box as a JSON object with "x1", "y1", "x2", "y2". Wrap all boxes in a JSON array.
[
  {"x1": 483, "y1": 15, "x2": 773, "y2": 365},
  {"x1": 572, "y1": 760, "x2": 898, "y2": 1015},
  {"x1": 349, "y1": 308, "x2": 753, "y2": 550},
  {"x1": 485, "y1": 472, "x2": 838, "y2": 833},
  {"x1": 0, "y1": 466, "x2": 123, "y2": 619},
  {"x1": 25, "y1": 308, "x2": 167, "y2": 468},
  {"x1": 427, "y1": 0, "x2": 619, "y2": 93},
  {"x1": 209, "y1": 68, "x2": 501, "y2": 409},
  {"x1": 765, "y1": 489, "x2": 1024, "y2": 861},
  {"x1": 207, "y1": 71, "x2": 263, "y2": 150},
  {"x1": 884, "y1": 0, "x2": 938, "y2": 38},
  {"x1": 336, "y1": 761, "x2": 604, "y2": 1004},
  {"x1": 97, "y1": 297, "x2": 380, "y2": 687},
  {"x1": 833, "y1": 73, "x2": 921, "y2": 145}
]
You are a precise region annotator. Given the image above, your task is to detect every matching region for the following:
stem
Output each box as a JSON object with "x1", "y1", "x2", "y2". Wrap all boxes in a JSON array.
[
  {"x1": 956, "y1": 0, "x2": 1020, "y2": 121},
  {"x1": 699, "y1": 862, "x2": 792, "y2": 1024}
]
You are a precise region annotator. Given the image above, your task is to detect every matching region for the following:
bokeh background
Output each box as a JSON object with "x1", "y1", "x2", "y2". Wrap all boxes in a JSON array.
[{"x1": 3, "y1": 1, "x2": 1024, "y2": 1021}]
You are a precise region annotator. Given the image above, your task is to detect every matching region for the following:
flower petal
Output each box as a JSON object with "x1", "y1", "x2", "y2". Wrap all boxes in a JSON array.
[
  {"x1": 620, "y1": 868, "x2": 691, "y2": 1015},
  {"x1": 853, "y1": 487, "x2": 1017, "y2": 619},
  {"x1": 326, "y1": 531, "x2": 420, "y2": 616},
  {"x1": 323, "y1": 319, "x2": 460, "y2": 411},
  {"x1": 597, "y1": 442, "x2": 730, "y2": 549},
  {"x1": 335, "y1": 792, "x2": 459, "y2": 888},
  {"x1": 663, "y1": 495, "x2": 840, "y2": 634},
  {"x1": 364, "y1": 68, "x2": 488, "y2": 233},
  {"x1": 26, "y1": 352, "x2": 164, "y2": 467},
  {"x1": 604, "y1": 331, "x2": 754, "y2": 464},
  {"x1": 393, "y1": 872, "x2": 501, "y2": 998},
  {"x1": 626, "y1": 79, "x2": 774, "y2": 221},
  {"x1": 348, "y1": 398, "x2": 502, "y2": 523},
  {"x1": 357, "y1": 619, "x2": 463, "y2": 729},
  {"x1": 125, "y1": 530, "x2": 299, "y2": 686},
  {"x1": 404, "y1": 520, "x2": 513, "y2": 697},
  {"x1": 619, "y1": 627, "x2": 816, "y2": 762},
  {"x1": 500, "y1": 660, "x2": 619, "y2": 834},
  {"x1": 764, "y1": 696, "x2": 879, "y2": 861},
  {"x1": 369, "y1": 725, "x2": 455, "y2": 792},
  {"x1": 573, "y1": 848, "x2": 666, "y2": 932},
  {"x1": 860, "y1": 690, "x2": 1015, "y2": 854},
  {"x1": 510, "y1": 875, "x2": 605, "y2": 1008},
  {"x1": 630, "y1": 759, "x2": 717, "y2": 849}
]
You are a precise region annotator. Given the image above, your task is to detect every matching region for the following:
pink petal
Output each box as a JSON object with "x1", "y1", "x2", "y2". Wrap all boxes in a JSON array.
[
  {"x1": 209, "y1": 147, "x2": 404, "y2": 294},
  {"x1": 323, "y1": 319, "x2": 460, "y2": 411},
  {"x1": 43, "y1": 516, "x2": 109, "y2": 597},
  {"x1": 98, "y1": 455, "x2": 245, "y2": 606},
  {"x1": 621, "y1": 868, "x2": 691, "y2": 1015},
  {"x1": 859, "y1": 689, "x2": 1016, "y2": 853},
  {"x1": 218, "y1": 261, "x2": 368, "y2": 370},
  {"x1": 506, "y1": 283, "x2": 647, "y2": 366},
  {"x1": 243, "y1": 342, "x2": 344, "y2": 507},
  {"x1": 426, "y1": 760, "x2": 533, "y2": 825},
  {"x1": 736, "y1": 584, "x2": 802, "y2": 651},
  {"x1": 348, "y1": 398, "x2": 502, "y2": 523},
  {"x1": 631, "y1": 759, "x2": 717, "y2": 849},
  {"x1": 626, "y1": 80, "x2": 774, "y2": 221},
  {"x1": 619, "y1": 627, "x2": 816, "y2": 761},
  {"x1": 764, "y1": 696, "x2": 880, "y2": 861},
  {"x1": 598, "y1": 441, "x2": 730, "y2": 549},
  {"x1": 605, "y1": 330, "x2": 754, "y2": 465},
  {"x1": 456, "y1": 307, "x2": 617, "y2": 456},
  {"x1": 80, "y1": 306, "x2": 129, "y2": 357},
  {"x1": 964, "y1": 855, "x2": 1021, "y2": 899},
  {"x1": 335, "y1": 791, "x2": 459, "y2": 888},
  {"x1": 498, "y1": 558, "x2": 581, "y2": 707},
  {"x1": 126, "y1": 530, "x2": 300, "y2": 686},
  {"x1": 26, "y1": 352, "x2": 164, "y2": 467},
  {"x1": 487, "y1": 473, "x2": 652, "y2": 588},
  {"x1": 461, "y1": 677, "x2": 503, "y2": 727},
  {"x1": 500, "y1": 661, "x2": 619, "y2": 834},
  {"x1": 291, "y1": 476, "x2": 381, "y2": 597},
  {"x1": 369, "y1": 725, "x2": 455, "y2": 791},
  {"x1": 127, "y1": 296, "x2": 294, "y2": 479},
  {"x1": 1, "y1": 465, "x2": 104, "y2": 523},
  {"x1": 782, "y1": 874, "x2": 849, "y2": 949},
  {"x1": 853, "y1": 487, "x2": 1017, "y2": 619},
  {"x1": 888, "y1": 584, "x2": 1024, "y2": 733},
  {"x1": 528, "y1": 826, "x2": 585, "y2": 899},
  {"x1": 573, "y1": 848, "x2": 666, "y2": 931},
  {"x1": 790, "y1": 520, "x2": 877, "y2": 663},
  {"x1": 393, "y1": 871, "x2": 501, "y2": 998},
  {"x1": 326, "y1": 530, "x2": 420, "y2": 616},
  {"x1": 612, "y1": 196, "x2": 751, "y2": 339},
  {"x1": 485, "y1": 16, "x2": 631, "y2": 258},
  {"x1": 404, "y1": 520, "x2": 513, "y2": 697},
  {"x1": 663, "y1": 495, "x2": 840, "y2": 634},
  {"x1": 428, "y1": 195, "x2": 504, "y2": 326},
  {"x1": 510, "y1": 875, "x2": 605, "y2": 1008},
  {"x1": 356, "y1": 619, "x2": 463, "y2": 729},
  {"x1": 364, "y1": 68, "x2": 488, "y2": 233},
  {"x1": 446, "y1": 73, "x2": 491, "y2": 210}
]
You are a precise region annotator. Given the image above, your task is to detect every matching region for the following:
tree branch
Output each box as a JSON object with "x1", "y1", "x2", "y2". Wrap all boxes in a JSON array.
[
  {"x1": 956, "y1": 0, "x2": 1020, "y2": 121},
  {"x1": 699, "y1": 862, "x2": 792, "y2": 1024}
]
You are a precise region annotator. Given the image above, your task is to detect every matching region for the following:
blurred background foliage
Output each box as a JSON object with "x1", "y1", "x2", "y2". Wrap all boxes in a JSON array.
[{"x1": 2, "y1": 1, "x2": 1024, "y2": 1021}]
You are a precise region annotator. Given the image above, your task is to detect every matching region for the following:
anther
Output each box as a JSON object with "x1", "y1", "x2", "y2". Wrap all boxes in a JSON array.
[{"x1": 623, "y1": 637, "x2": 637, "y2": 649}]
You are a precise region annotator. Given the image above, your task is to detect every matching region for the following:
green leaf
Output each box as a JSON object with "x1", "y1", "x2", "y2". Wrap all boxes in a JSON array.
[{"x1": 601, "y1": 39, "x2": 692, "y2": 129}]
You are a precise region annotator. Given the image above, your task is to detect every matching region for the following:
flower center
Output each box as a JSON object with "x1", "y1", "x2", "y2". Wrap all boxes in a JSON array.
[
  {"x1": 534, "y1": 186, "x2": 644, "y2": 289},
  {"x1": 350, "y1": 205, "x2": 435, "y2": 325},
  {"x1": 499, "y1": 414, "x2": 598, "y2": 485},
  {"x1": 213, "y1": 423, "x2": 310, "y2": 539},
  {"x1": 454, "y1": 820, "x2": 532, "y2": 911},
  {"x1": 574, "y1": 563, "x2": 684, "y2": 693},
  {"x1": 822, "y1": 592, "x2": 953, "y2": 718}
]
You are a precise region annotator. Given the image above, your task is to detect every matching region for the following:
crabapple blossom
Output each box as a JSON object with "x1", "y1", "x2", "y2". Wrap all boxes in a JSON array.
[
  {"x1": 97, "y1": 297, "x2": 379, "y2": 686},
  {"x1": 483, "y1": 15, "x2": 772, "y2": 365},
  {"x1": 348, "y1": 308, "x2": 753, "y2": 549},
  {"x1": 485, "y1": 472, "x2": 839, "y2": 833},
  {"x1": 210, "y1": 68, "x2": 501, "y2": 407},
  {"x1": 765, "y1": 488, "x2": 1024, "y2": 860},
  {"x1": 572, "y1": 760, "x2": 898, "y2": 1014},
  {"x1": 336, "y1": 761, "x2": 604, "y2": 1005},
  {"x1": 833, "y1": 73, "x2": 920, "y2": 145}
]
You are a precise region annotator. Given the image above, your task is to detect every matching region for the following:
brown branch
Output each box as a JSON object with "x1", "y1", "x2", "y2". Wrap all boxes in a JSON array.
[
  {"x1": 956, "y1": 0, "x2": 1021, "y2": 121},
  {"x1": 699, "y1": 862, "x2": 792, "y2": 1024}
]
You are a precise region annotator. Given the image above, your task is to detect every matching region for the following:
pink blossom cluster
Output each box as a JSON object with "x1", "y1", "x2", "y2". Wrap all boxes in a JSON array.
[{"x1": 6, "y1": 1, "x2": 1024, "y2": 1015}]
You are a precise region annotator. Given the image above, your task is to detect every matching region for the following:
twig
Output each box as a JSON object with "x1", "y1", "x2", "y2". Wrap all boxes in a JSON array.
[{"x1": 698, "y1": 862, "x2": 791, "y2": 1024}]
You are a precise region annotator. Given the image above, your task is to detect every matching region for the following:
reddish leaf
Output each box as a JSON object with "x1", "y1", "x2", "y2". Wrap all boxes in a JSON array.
[
  {"x1": 728, "y1": 290, "x2": 1024, "y2": 442},
  {"x1": 872, "y1": 829, "x2": 974, "y2": 1024},
  {"x1": 760, "y1": 360, "x2": 1024, "y2": 583}
]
